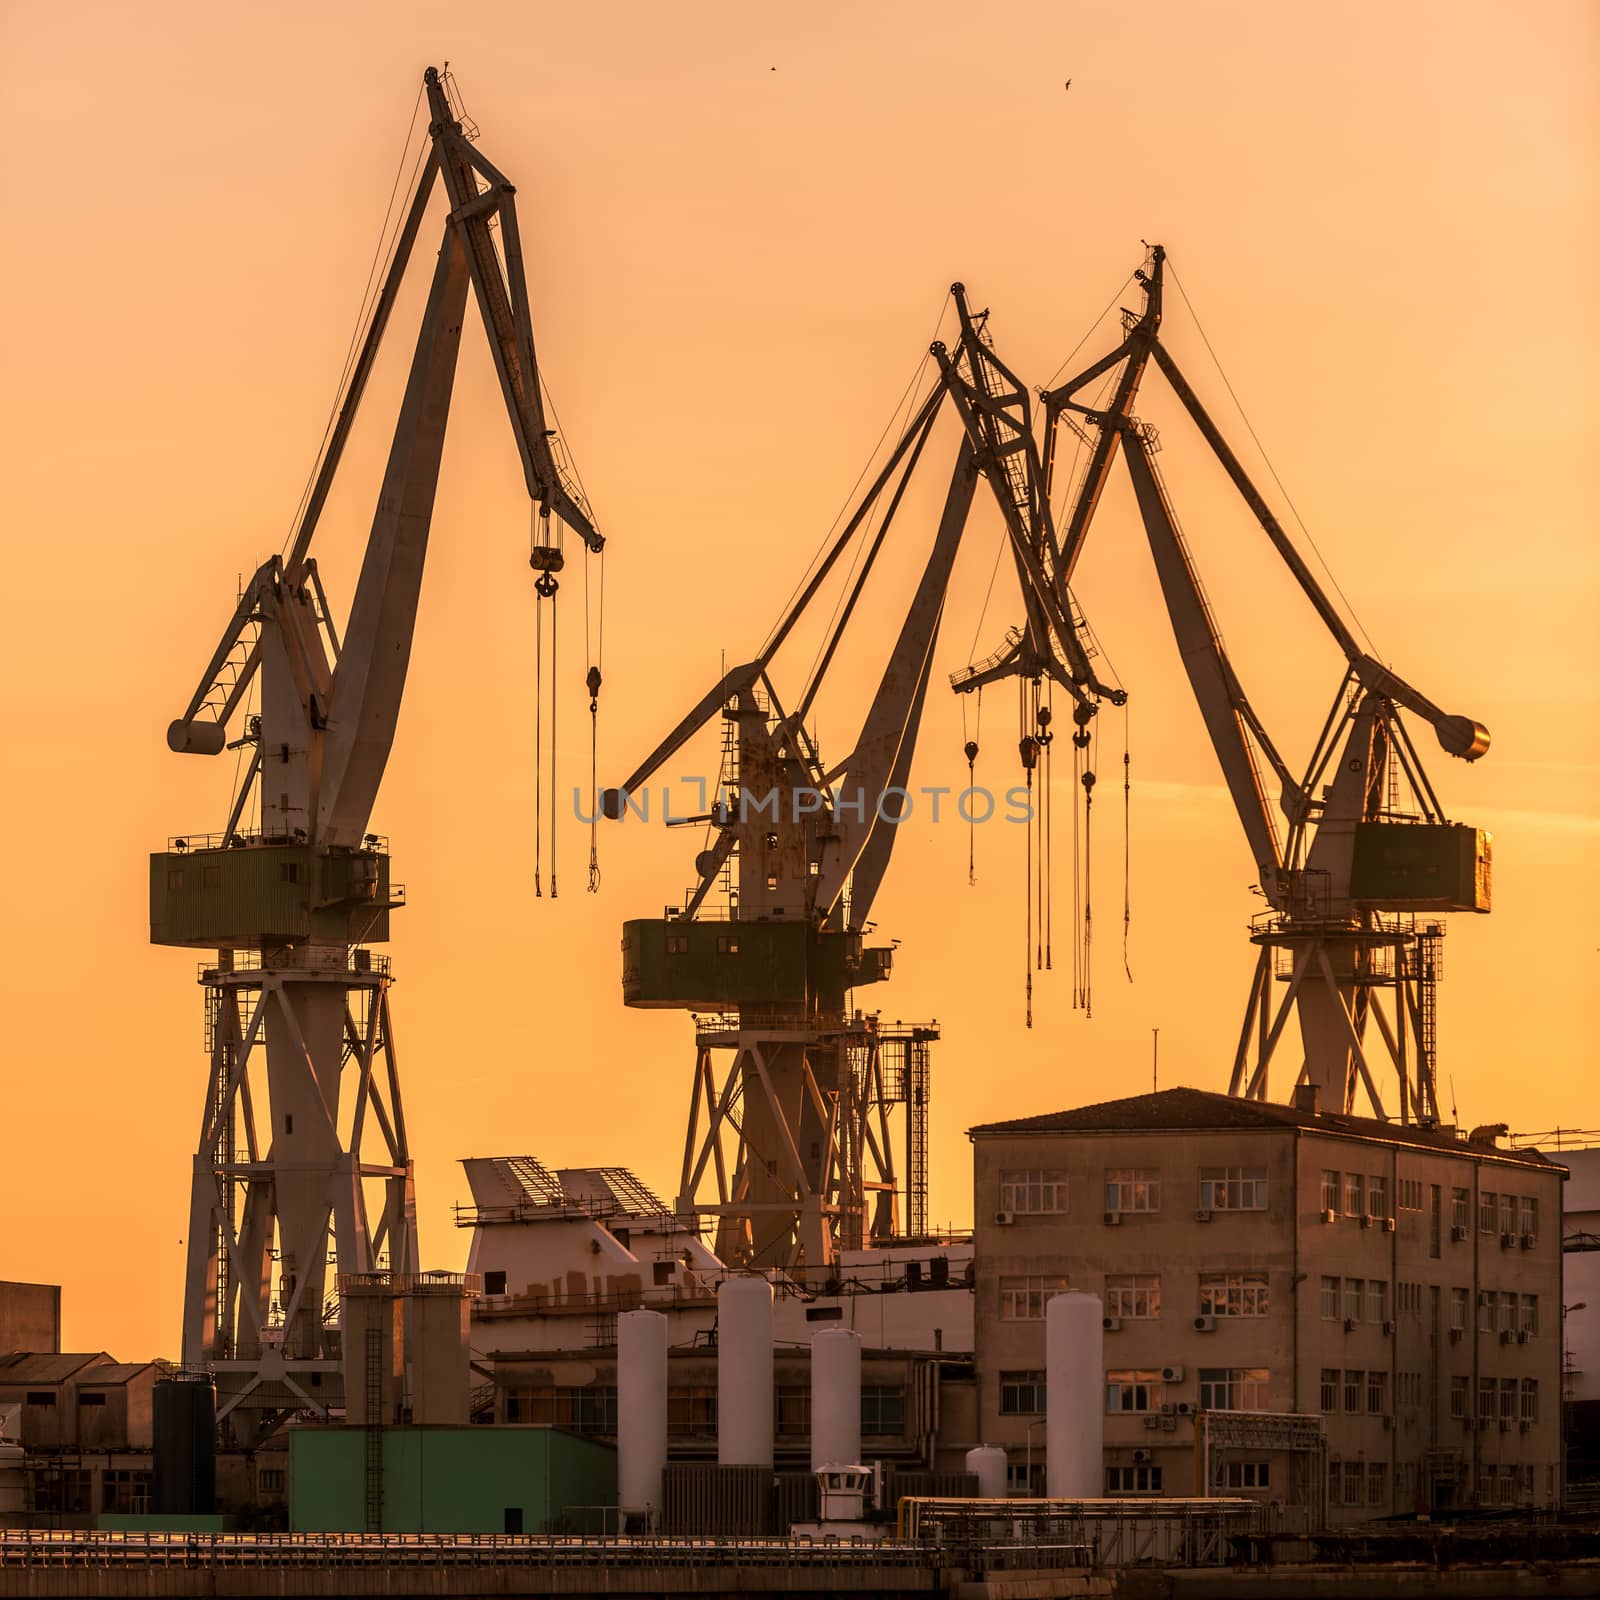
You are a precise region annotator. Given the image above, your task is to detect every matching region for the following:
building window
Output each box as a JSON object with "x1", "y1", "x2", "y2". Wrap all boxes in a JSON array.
[
  {"x1": 1478, "y1": 1378, "x2": 1496, "y2": 1420},
  {"x1": 1000, "y1": 1170, "x2": 1067, "y2": 1215},
  {"x1": 1500, "y1": 1378, "x2": 1517, "y2": 1423},
  {"x1": 1450, "y1": 1288, "x2": 1468, "y2": 1333},
  {"x1": 1451, "y1": 1187, "x2": 1470, "y2": 1232},
  {"x1": 1397, "y1": 1370, "x2": 1422, "y2": 1408},
  {"x1": 1222, "y1": 1460, "x2": 1271, "y2": 1490},
  {"x1": 1328, "y1": 1461, "x2": 1342, "y2": 1507},
  {"x1": 1106, "y1": 1370, "x2": 1164, "y2": 1413},
  {"x1": 1450, "y1": 1376, "x2": 1468, "y2": 1419},
  {"x1": 1499, "y1": 1291, "x2": 1519, "y2": 1334},
  {"x1": 1008, "y1": 1460, "x2": 1045, "y2": 1496},
  {"x1": 1199, "y1": 1272, "x2": 1269, "y2": 1318},
  {"x1": 1344, "y1": 1279, "x2": 1363, "y2": 1322},
  {"x1": 509, "y1": 1385, "x2": 618, "y2": 1433},
  {"x1": 1396, "y1": 1178, "x2": 1421, "y2": 1210},
  {"x1": 776, "y1": 1386, "x2": 810, "y2": 1436},
  {"x1": 1320, "y1": 1170, "x2": 1340, "y2": 1212},
  {"x1": 1518, "y1": 1196, "x2": 1538, "y2": 1240},
  {"x1": 1106, "y1": 1464, "x2": 1163, "y2": 1494},
  {"x1": 1320, "y1": 1369, "x2": 1339, "y2": 1412},
  {"x1": 1396, "y1": 1280, "x2": 1421, "y2": 1315},
  {"x1": 1199, "y1": 1166, "x2": 1267, "y2": 1212},
  {"x1": 1479, "y1": 1191, "x2": 1498, "y2": 1233},
  {"x1": 1368, "y1": 1461, "x2": 1386, "y2": 1506},
  {"x1": 1521, "y1": 1294, "x2": 1539, "y2": 1336},
  {"x1": 24, "y1": 1392, "x2": 55, "y2": 1407},
  {"x1": 1200, "y1": 1368, "x2": 1268, "y2": 1412},
  {"x1": 1499, "y1": 1194, "x2": 1517, "y2": 1237},
  {"x1": 999, "y1": 1275, "x2": 1067, "y2": 1320},
  {"x1": 715, "y1": 934, "x2": 739, "y2": 954},
  {"x1": 664, "y1": 933, "x2": 689, "y2": 954},
  {"x1": 1320, "y1": 1276, "x2": 1339, "y2": 1320},
  {"x1": 1343, "y1": 1369, "x2": 1364, "y2": 1413},
  {"x1": 1343, "y1": 1461, "x2": 1364, "y2": 1506},
  {"x1": 999, "y1": 1371, "x2": 1047, "y2": 1416},
  {"x1": 100, "y1": 1469, "x2": 152, "y2": 1515},
  {"x1": 1367, "y1": 1371, "x2": 1389, "y2": 1414},
  {"x1": 258, "y1": 1468, "x2": 285, "y2": 1493},
  {"x1": 1344, "y1": 1172, "x2": 1364, "y2": 1216},
  {"x1": 1105, "y1": 1274, "x2": 1161, "y2": 1319},
  {"x1": 77, "y1": 1392, "x2": 107, "y2": 1407},
  {"x1": 667, "y1": 1387, "x2": 718, "y2": 1434},
  {"x1": 1105, "y1": 1168, "x2": 1161, "y2": 1214},
  {"x1": 861, "y1": 1385, "x2": 905, "y2": 1434},
  {"x1": 1521, "y1": 1378, "x2": 1539, "y2": 1423},
  {"x1": 1366, "y1": 1280, "x2": 1389, "y2": 1323},
  {"x1": 483, "y1": 1270, "x2": 507, "y2": 1296},
  {"x1": 1366, "y1": 1175, "x2": 1389, "y2": 1220},
  {"x1": 1477, "y1": 1290, "x2": 1494, "y2": 1332}
]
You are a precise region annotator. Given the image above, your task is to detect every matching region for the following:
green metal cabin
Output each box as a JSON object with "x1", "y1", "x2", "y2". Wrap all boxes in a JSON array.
[
  {"x1": 621, "y1": 918, "x2": 892, "y2": 1010},
  {"x1": 150, "y1": 843, "x2": 394, "y2": 948},
  {"x1": 1349, "y1": 822, "x2": 1491, "y2": 913}
]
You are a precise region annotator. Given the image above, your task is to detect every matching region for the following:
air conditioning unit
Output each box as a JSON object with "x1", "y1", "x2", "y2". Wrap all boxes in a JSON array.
[
  {"x1": 1520, "y1": 1421, "x2": 1531, "y2": 1434},
  {"x1": 1500, "y1": 1419, "x2": 1511, "y2": 1433},
  {"x1": 1517, "y1": 1330, "x2": 1530, "y2": 1345},
  {"x1": 1104, "y1": 1211, "x2": 1122, "y2": 1227},
  {"x1": 1143, "y1": 1415, "x2": 1160, "y2": 1431},
  {"x1": 1448, "y1": 1327, "x2": 1463, "y2": 1343},
  {"x1": 1360, "y1": 1214, "x2": 1373, "y2": 1230},
  {"x1": 1320, "y1": 1208, "x2": 1338, "y2": 1224},
  {"x1": 1383, "y1": 1217, "x2": 1397, "y2": 1233},
  {"x1": 1500, "y1": 1232, "x2": 1515, "y2": 1249},
  {"x1": 1382, "y1": 1415, "x2": 1394, "y2": 1431},
  {"x1": 1161, "y1": 1366, "x2": 1185, "y2": 1383},
  {"x1": 1103, "y1": 1316, "x2": 1122, "y2": 1333},
  {"x1": 1193, "y1": 1315, "x2": 1217, "y2": 1333},
  {"x1": 1450, "y1": 1224, "x2": 1467, "y2": 1242},
  {"x1": 1344, "y1": 1317, "x2": 1357, "y2": 1333},
  {"x1": 1520, "y1": 1233, "x2": 1536, "y2": 1250},
  {"x1": 1132, "y1": 1448, "x2": 1152, "y2": 1464},
  {"x1": 994, "y1": 1210, "x2": 1015, "y2": 1226},
  {"x1": 1195, "y1": 1209, "x2": 1213, "y2": 1223},
  {"x1": 1160, "y1": 1402, "x2": 1175, "y2": 1416},
  {"x1": 1175, "y1": 1400, "x2": 1196, "y2": 1416},
  {"x1": 1383, "y1": 1320, "x2": 1396, "y2": 1335},
  {"x1": 1500, "y1": 1329, "x2": 1514, "y2": 1345}
]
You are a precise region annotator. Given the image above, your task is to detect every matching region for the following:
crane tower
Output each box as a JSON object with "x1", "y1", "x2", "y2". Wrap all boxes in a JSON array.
[{"x1": 152, "y1": 69, "x2": 603, "y2": 1440}]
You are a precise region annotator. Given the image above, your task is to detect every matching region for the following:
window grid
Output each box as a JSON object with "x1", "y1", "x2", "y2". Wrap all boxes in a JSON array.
[{"x1": 1199, "y1": 1167, "x2": 1268, "y2": 1212}]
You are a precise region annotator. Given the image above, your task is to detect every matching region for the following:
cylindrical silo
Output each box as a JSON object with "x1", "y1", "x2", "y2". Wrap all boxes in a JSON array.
[
  {"x1": 618, "y1": 1309, "x2": 669, "y2": 1515},
  {"x1": 966, "y1": 1445, "x2": 1008, "y2": 1500},
  {"x1": 1046, "y1": 1291, "x2": 1103, "y2": 1499},
  {"x1": 810, "y1": 1327, "x2": 862, "y2": 1470},
  {"x1": 718, "y1": 1275, "x2": 774, "y2": 1467}
]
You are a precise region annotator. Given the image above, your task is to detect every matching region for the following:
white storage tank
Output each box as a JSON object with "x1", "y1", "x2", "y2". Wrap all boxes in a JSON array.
[
  {"x1": 966, "y1": 1445, "x2": 1008, "y2": 1500},
  {"x1": 718, "y1": 1275, "x2": 774, "y2": 1467},
  {"x1": 1046, "y1": 1291, "x2": 1103, "y2": 1498},
  {"x1": 617, "y1": 1308, "x2": 668, "y2": 1517},
  {"x1": 810, "y1": 1327, "x2": 863, "y2": 1471}
]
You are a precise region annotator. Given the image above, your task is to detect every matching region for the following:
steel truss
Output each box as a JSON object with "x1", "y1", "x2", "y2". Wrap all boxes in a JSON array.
[
  {"x1": 185, "y1": 948, "x2": 415, "y2": 1442},
  {"x1": 676, "y1": 1015, "x2": 935, "y2": 1271}
]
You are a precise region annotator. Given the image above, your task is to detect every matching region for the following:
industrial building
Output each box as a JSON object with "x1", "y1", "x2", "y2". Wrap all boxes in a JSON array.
[{"x1": 970, "y1": 1086, "x2": 1565, "y2": 1517}]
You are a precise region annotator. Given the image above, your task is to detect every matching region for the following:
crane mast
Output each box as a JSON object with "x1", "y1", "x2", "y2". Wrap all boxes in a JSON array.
[
  {"x1": 151, "y1": 69, "x2": 602, "y2": 1442},
  {"x1": 1025, "y1": 248, "x2": 1490, "y2": 1121}
]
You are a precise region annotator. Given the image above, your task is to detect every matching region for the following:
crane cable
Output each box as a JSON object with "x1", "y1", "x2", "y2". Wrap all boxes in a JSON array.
[
  {"x1": 585, "y1": 544, "x2": 605, "y2": 892},
  {"x1": 1123, "y1": 709, "x2": 1134, "y2": 983},
  {"x1": 531, "y1": 505, "x2": 564, "y2": 897}
]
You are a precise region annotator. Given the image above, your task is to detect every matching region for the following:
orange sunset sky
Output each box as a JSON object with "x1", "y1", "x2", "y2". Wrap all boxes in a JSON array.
[{"x1": 1, "y1": 1, "x2": 1595, "y2": 1359}]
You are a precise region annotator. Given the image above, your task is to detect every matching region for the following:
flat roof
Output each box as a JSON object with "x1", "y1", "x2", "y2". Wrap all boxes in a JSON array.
[{"x1": 969, "y1": 1086, "x2": 1560, "y2": 1169}]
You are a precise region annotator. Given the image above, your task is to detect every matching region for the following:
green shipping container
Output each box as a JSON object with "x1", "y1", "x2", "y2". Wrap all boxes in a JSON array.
[
  {"x1": 150, "y1": 844, "x2": 392, "y2": 948},
  {"x1": 1349, "y1": 822, "x2": 1491, "y2": 913},
  {"x1": 288, "y1": 1425, "x2": 616, "y2": 1534}
]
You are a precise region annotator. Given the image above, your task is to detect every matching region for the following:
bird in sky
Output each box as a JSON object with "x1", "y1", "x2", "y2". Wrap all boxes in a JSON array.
[{"x1": 1065, "y1": 79, "x2": 1072, "y2": 91}]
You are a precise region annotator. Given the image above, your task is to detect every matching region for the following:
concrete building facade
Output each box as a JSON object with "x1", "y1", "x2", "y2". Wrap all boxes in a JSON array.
[{"x1": 970, "y1": 1087, "x2": 1564, "y2": 1520}]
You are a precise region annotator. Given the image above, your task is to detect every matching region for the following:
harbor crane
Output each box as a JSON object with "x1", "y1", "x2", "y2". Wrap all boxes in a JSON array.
[
  {"x1": 150, "y1": 68, "x2": 603, "y2": 1440},
  {"x1": 985, "y1": 245, "x2": 1489, "y2": 1122},
  {"x1": 604, "y1": 288, "x2": 1121, "y2": 1271}
]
